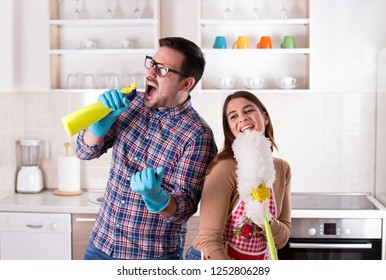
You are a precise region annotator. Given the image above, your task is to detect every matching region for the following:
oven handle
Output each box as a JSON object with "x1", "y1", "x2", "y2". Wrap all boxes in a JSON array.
[{"x1": 289, "y1": 242, "x2": 372, "y2": 250}]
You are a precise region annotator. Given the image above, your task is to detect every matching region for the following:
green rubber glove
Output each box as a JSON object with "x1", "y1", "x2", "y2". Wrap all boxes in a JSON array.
[
  {"x1": 89, "y1": 89, "x2": 130, "y2": 137},
  {"x1": 130, "y1": 167, "x2": 170, "y2": 213}
]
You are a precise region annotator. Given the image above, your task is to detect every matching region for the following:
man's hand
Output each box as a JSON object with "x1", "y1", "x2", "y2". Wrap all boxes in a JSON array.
[
  {"x1": 89, "y1": 89, "x2": 130, "y2": 137},
  {"x1": 131, "y1": 167, "x2": 170, "y2": 213}
]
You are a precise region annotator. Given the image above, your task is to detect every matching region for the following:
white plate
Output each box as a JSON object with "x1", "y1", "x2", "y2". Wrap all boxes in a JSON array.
[{"x1": 278, "y1": 84, "x2": 297, "y2": 89}]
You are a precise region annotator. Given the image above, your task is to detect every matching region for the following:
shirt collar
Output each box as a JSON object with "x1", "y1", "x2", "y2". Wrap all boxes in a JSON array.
[{"x1": 146, "y1": 95, "x2": 192, "y2": 119}]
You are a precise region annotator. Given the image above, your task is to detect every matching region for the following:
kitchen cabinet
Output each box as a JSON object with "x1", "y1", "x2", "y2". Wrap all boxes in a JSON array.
[
  {"x1": 198, "y1": 0, "x2": 311, "y2": 92},
  {"x1": 48, "y1": 0, "x2": 160, "y2": 90},
  {"x1": 72, "y1": 213, "x2": 200, "y2": 260},
  {"x1": 71, "y1": 213, "x2": 96, "y2": 260},
  {"x1": 0, "y1": 212, "x2": 72, "y2": 260}
]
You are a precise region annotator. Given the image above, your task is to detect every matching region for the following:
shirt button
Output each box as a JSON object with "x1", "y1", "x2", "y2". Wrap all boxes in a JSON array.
[
  {"x1": 134, "y1": 157, "x2": 138, "y2": 161},
  {"x1": 121, "y1": 200, "x2": 125, "y2": 204}
]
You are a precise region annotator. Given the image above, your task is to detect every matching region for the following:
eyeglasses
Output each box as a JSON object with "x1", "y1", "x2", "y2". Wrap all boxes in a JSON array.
[{"x1": 144, "y1": 56, "x2": 189, "y2": 78}]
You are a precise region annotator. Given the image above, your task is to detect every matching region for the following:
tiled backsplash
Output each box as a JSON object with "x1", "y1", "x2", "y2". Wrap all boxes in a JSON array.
[{"x1": 0, "y1": 90, "x2": 376, "y2": 198}]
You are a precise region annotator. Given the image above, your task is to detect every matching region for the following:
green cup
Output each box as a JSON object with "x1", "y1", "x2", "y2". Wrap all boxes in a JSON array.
[{"x1": 281, "y1": 35, "x2": 296, "y2": 48}]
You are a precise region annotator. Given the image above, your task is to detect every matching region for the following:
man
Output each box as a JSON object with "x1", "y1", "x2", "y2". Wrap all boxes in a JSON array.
[{"x1": 76, "y1": 37, "x2": 217, "y2": 260}]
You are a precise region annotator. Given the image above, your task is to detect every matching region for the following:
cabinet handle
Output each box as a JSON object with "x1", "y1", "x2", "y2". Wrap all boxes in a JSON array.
[
  {"x1": 75, "y1": 218, "x2": 96, "y2": 222},
  {"x1": 26, "y1": 224, "x2": 43, "y2": 229},
  {"x1": 289, "y1": 242, "x2": 372, "y2": 250}
]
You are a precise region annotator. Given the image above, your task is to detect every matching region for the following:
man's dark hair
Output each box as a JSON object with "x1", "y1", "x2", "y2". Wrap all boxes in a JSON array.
[{"x1": 159, "y1": 37, "x2": 205, "y2": 90}]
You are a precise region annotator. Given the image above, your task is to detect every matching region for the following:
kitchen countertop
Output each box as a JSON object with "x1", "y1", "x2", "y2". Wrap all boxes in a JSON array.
[
  {"x1": 291, "y1": 195, "x2": 386, "y2": 219},
  {"x1": 0, "y1": 191, "x2": 385, "y2": 218},
  {"x1": 0, "y1": 190, "x2": 102, "y2": 214}
]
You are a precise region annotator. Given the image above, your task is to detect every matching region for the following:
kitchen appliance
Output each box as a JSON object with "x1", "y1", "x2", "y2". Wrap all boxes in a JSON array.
[
  {"x1": 16, "y1": 139, "x2": 44, "y2": 193},
  {"x1": 278, "y1": 193, "x2": 386, "y2": 260},
  {"x1": 0, "y1": 212, "x2": 71, "y2": 260}
]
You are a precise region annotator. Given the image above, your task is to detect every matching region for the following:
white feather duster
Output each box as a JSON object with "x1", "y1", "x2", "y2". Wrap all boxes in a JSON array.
[{"x1": 232, "y1": 130, "x2": 276, "y2": 226}]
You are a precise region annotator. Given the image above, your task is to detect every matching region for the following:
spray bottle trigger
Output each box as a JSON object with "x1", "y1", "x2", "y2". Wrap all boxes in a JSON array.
[{"x1": 120, "y1": 82, "x2": 137, "y2": 101}]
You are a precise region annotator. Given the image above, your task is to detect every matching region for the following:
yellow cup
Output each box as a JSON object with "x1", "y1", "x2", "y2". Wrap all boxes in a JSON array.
[{"x1": 232, "y1": 36, "x2": 250, "y2": 49}]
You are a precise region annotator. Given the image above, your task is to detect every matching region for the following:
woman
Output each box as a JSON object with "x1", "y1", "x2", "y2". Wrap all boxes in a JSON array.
[{"x1": 187, "y1": 90, "x2": 291, "y2": 260}]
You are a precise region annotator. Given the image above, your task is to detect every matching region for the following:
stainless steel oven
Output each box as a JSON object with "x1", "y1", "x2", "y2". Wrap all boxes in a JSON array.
[
  {"x1": 278, "y1": 193, "x2": 385, "y2": 260},
  {"x1": 278, "y1": 218, "x2": 382, "y2": 260}
]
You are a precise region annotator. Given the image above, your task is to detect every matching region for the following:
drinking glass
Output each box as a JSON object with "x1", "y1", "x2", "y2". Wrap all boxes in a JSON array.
[
  {"x1": 72, "y1": 0, "x2": 81, "y2": 19},
  {"x1": 280, "y1": 0, "x2": 288, "y2": 19},
  {"x1": 105, "y1": 0, "x2": 113, "y2": 19},
  {"x1": 135, "y1": 73, "x2": 146, "y2": 89},
  {"x1": 82, "y1": 74, "x2": 96, "y2": 89},
  {"x1": 66, "y1": 74, "x2": 80, "y2": 89},
  {"x1": 133, "y1": 0, "x2": 143, "y2": 19},
  {"x1": 223, "y1": 0, "x2": 232, "y2": 20},
  {"x1": 100, "y1": 73, "x2": 120, "y2": 89},
  {"x1": 252, "y1": 0, "x2": 261, "y2": 20}
]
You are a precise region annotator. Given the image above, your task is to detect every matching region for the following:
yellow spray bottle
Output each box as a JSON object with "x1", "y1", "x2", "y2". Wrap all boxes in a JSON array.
[{"x1": 61, "y1": 83, "x2": 137, "y2": 137}]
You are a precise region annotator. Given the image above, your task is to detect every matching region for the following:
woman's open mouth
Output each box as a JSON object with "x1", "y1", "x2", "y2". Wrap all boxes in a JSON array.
[{"x1": 240, "y1": 125, "x2": 254, "y2": 133}]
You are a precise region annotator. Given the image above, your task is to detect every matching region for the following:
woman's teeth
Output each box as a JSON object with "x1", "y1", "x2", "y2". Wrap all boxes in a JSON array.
[{"x1": 240, "y1": 125, "x2": 253, "y2": 132}]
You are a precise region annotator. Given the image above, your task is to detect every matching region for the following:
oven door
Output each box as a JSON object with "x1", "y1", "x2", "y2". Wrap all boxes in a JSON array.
[{"x1": 278, "y1": 238, "x2": 382, "y2": 260}]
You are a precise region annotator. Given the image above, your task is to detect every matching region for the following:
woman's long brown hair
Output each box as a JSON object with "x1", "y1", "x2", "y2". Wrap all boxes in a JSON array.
[{"x1": 206, "y1": 91, "x2": 278, "y2": 176}]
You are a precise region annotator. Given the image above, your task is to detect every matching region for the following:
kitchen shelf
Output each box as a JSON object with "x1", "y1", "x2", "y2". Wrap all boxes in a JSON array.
[
  {"x1": 48, "y1": 49, "x2": 155, "y2": 55},
  {"x1": 202, "y1": 48, "x2": 310, "y2": 54},
  {"x1": 48, "y1": 0, "x2": 160, "y2": 90},
  {"x1": 200, "y1": 18, "x2": 310, "y2": 26},
  {"x1": 200, "y1": 89, "x2": 312, "y2": 94},
  {"x1": 198, "y1": 0, "x2": 311, "y2": 92},
  {"x1": 49, "y1": 19, "x2": 158, "y2": 27}
]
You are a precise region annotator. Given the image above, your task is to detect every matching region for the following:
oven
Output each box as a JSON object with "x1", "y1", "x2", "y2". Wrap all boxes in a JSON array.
[{"x1": 278, "y1": 193, "x2": 385, "y2": 260}]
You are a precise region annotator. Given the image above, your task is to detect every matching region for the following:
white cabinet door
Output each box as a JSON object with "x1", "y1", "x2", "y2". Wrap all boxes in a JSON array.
[{"x1": 0, "y1": 212, "x2": 71, "y2": 260}]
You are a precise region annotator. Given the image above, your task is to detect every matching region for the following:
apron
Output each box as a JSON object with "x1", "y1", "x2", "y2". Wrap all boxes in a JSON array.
[{"x1": 223, "y1": 190, "x2": 276, "y2": 260}]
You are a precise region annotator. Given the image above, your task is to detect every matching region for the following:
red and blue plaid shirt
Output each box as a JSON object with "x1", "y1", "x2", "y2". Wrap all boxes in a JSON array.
[{"x1": 76, "y1": 91, "x2": 217, "y2": 259}]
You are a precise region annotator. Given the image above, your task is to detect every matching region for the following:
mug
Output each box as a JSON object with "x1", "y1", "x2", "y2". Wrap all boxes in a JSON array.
[
  {"x1": 82, "y1": 40, "x2": 96, "y2": 49},
  {"x1": 281, "y1": 35, "x2": 296, "y2": 48},
  {"x1": 217, "y1": 77, "x2": 235, "y2": 89},
  {"x1": 279, "y1": 76, "x2": 297, "y2": 88},
  {"x1": 213, "y1": 36, "x2": 227, "y2": 49},
  {"x1": 246, "y1": 77, "x2": 264, "y2": 89},
  {"x1": 257, "y1": 36, "x2": 272, "y2": 49},
  {"x1": 119, "y1": 40, "x2": 134, "y2": 49},
  {"x1": 232, "y1": 36, "x2": 250, "y2": 49}
]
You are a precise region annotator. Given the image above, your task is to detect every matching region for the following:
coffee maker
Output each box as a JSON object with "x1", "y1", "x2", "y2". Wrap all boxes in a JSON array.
[{"x1": 16, "y1": 139, "x2": 44, "y2": 193}]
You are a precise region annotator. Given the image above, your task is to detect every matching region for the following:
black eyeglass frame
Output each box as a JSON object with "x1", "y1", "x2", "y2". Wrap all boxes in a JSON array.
[{"x1": 144, "y1": 56, "x2": 189, "y2": 78}]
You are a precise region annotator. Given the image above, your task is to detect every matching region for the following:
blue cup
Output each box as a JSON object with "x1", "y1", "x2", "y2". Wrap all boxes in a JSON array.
[{"x1": 213, "y1": 36, "x2": 227, "y2": 49}]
